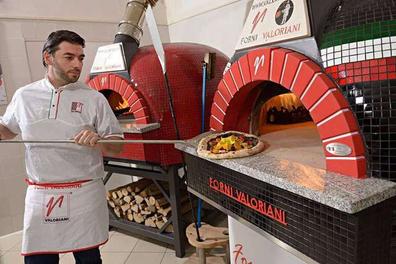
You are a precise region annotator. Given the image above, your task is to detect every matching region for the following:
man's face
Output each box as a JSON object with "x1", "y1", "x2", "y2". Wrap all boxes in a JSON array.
[{"x1": 45, "y1": 41, "x2": 85, "y2": 86}]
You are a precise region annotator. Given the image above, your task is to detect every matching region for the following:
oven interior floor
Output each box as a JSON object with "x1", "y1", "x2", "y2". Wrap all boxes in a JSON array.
[{"x1": 259, "y1": 122, "x2": 326, "y2": 170}]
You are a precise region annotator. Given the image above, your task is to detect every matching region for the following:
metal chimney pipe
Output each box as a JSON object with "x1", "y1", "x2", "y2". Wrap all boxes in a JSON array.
[{"x1": 114, "y1": 0, "x2": 158, "y2": 72}]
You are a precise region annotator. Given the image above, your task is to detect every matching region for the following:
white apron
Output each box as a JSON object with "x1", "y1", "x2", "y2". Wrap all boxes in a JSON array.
[{"x1": 22, "y1": 179, "x2": 109, "y2": 255}]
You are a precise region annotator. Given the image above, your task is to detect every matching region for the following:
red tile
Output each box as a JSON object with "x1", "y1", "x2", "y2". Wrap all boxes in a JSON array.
[
  {"x1": 362, "y1": 68, "x2": 370, "y2": 75},
  {"x1": 370, "y1": 74, "x2": 379, "y2": 81},
  {"x1": 386, "y1": 57, "x2": 396, "y2": 64},
  {"x1": 238, "y1": 55, "x2": 252, "y2": 84},
  {"x1": 326, "y1": 158, "x2": 366, "y2": 178},
  {"x1": 291, "y1": 60, "x2": 321, "y2": 97},
  {"x1": 130, "y1": 98, "x2": 145, "y2": 112},
  {"x1": 363, "y1": 75, "x2": 370, "y2": 82},
  {"x1": 370, "y1": 60, "x2": 378, "y2": 66},
  {"x1": 247, "y1": 48, "x2": 273, "y2": 81},
  {"x1": 317, "y1": 109, "x2": 359, "y2": 140},
  {"x1": 133, "y1": 107, "x2": 148, "y2": 119},
  {"x1": 378, "y1": 58, "x2": 387, "y2": 65},
  {"x1": 117, "y1": 80, "x2": 128, "y2": 95},
  {"x1": 300, "y1": 73, "x2": 336, "y2": 109},
  {"x1": 346, "y1": 63, "x2": 353, "y2": 70},
  {"x1": 353, "y1": 62, "x2": 361, "y2": 68},
  {"x1": 269, "y1": 48, "x2": 291, "y2": 83},
  {"x1": 280, "y1": 52, "x2": 308, "y2": 89},
  {"x1": 209, "y1": 116, "x2": 224, "y2": 131},
  {"x1": 217, "y1": 81, "x2": 233, "y2": 103},
  {"x1": 338, "y1": 64, "x2": 345, "y2": 71},
  {"x1": 379, "y1": 66, "x2": 387, "y2": 73},
  {"x1": 127, "y1": 91, "x2": 140, "y2": 105},
  {"x1": 109, "y1": 74, "x2": 116, "y2": 89},
  {"x1": 354, "y1": 76, "x2": 362, "y2": 83},
  {"x1": 354, "y1": 69, "x2": 362, "y2": 75},
  {"x1": 222, "y1": 75, "x2": 238, "y2": 96},
  {"x1": 310, "y1": 90, "x2": 349, "y2": 122},
  {"x1": 362, "y1": 61, "x2": 370, "y2": 67},
  {"x1": 389, "y1": 72, "x2": 396, "y2": 79},
  {"x1": 210, "y1": 103, "x2": 225, "y2": 121},
  {"x1": 339, "y1": 79, "x2": 347, "y2": 85},
  {"x1": 379, "y1": 73, "x2": 388, "y2": 80},
  {"x1": 213, "y1": 92, "x2": 229, "y2": 112},
  {"x1": 229, "y1": 62, "x2": 244, "y2": 88}
]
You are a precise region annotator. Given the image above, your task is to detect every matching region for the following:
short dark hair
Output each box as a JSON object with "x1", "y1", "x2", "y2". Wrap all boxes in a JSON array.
[{"x1": 42, "y1": 30, "x2": 85, "y2": 67}]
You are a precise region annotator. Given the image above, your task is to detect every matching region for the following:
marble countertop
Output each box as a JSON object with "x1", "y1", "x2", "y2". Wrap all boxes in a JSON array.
[{"x1": 175, "y1": 133, "x2": 396, "y2": 214}]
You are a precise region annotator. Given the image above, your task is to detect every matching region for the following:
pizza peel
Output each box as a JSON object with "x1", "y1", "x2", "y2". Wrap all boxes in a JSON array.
[{"x1": 0, "y1": 139, "x2": 185, "y2": 144}]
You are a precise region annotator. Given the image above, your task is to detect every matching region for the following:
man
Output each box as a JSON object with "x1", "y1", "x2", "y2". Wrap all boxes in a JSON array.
[{"x1": 0, "y1": 30, "x2": 123, "y2": 264}]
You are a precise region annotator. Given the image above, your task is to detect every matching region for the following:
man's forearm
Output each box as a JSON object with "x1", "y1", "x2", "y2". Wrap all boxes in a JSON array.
[{"x1": 0, "y1": 124, "x2": 17, "y2": 140}]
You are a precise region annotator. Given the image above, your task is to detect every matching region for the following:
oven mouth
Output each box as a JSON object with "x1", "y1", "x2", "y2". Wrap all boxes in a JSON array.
[
  {"x1": 250, "y1": 81, "x2": 325, "y2": 170},
  {"x1": 100, "y1": 89, "x2": 134, "y2": 119}
]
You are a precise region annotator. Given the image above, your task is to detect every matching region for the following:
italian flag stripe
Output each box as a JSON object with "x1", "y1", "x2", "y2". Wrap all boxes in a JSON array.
[
  {"x1": 320, "y1": 20, "x2": 396, "y2": 49},
  {"x1": 320, "y1": 36, "x2": 396, "y2": 68}
]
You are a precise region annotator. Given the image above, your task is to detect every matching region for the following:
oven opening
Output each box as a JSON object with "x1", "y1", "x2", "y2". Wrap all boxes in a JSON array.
[
  {"x1": 100, "y1": 89, "x2": 134, "y2": 120},
  {"x1": 251, "y1": 82, "x2": 326, "y2": 170}
]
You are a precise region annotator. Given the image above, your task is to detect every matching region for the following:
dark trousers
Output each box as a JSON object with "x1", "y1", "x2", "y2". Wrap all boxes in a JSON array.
[{"x1": 24, "y1": 247, "x2": 102, "y2": 264}]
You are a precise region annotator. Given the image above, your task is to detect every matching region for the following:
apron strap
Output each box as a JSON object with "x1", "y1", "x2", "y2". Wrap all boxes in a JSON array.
[{"x1": 25, "y1": 179, "x2": 92, "y2": 189}]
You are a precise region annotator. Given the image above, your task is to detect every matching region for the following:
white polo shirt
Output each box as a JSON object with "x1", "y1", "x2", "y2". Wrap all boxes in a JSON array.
[{"x1": 0, "y1": 78, "x2": 123, "y2": 183}]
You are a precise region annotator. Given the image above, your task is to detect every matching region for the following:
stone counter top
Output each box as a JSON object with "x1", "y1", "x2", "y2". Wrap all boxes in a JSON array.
[{"x1": 175, "y1": 134, "x2": 396, "y2": 214}]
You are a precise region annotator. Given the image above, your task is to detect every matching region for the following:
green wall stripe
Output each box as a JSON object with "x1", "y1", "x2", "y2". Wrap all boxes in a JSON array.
[{"x1": 320, "y1": 20, "x2": 396, "y2": 49}]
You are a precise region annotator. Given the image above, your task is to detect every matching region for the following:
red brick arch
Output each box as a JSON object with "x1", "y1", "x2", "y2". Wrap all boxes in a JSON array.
[
  {"x1": 87, "y1": 73, "x2": 150, "y2": 124},
  {"x1": 209, "y1": 47, "x2": 366, "y2": 178}
]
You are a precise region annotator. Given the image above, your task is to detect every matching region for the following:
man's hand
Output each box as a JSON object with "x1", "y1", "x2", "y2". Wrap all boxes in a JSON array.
[
  {"x1": 74, "y1": 129, "x2": 100, "y2": 147},
  {"x1": 0, "y1": 124, "x2": 17, "y2": 140}
]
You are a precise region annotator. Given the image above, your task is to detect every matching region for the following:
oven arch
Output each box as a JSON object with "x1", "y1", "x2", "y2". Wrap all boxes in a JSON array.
[
  {"x1": 209, "y1": 47, "x2": 366, "y2": 178},
  {"x1": 88, "y1": 73, "x2": 150, "y2": 124}
]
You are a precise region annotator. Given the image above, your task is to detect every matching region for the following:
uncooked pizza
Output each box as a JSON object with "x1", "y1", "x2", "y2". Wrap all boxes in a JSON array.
[{"x1": 197, "y1": 131, "x2": 265, "y2": 159}]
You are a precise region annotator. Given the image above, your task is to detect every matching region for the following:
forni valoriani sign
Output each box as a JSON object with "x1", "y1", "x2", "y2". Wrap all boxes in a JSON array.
[
  {"x1": 236, "y1": 0, "x2": 311, "y2": 51},
  {"x1": 209, "y1": 177, "x2": 287, "y2": 225}
]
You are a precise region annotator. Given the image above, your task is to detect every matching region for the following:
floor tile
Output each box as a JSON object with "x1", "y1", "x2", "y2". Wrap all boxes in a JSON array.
[
  {"x1": 0, "y1": 232, "x2": 22, "y2": 251},
  {"x1": 102, "y1": 252, "x2": 132, "y2": 264},
  {"x1": 101, "y1": 232, "x2": 138, "y2": 252},
  {"x1": 161, "y1": 252, "x2": 192, "y2": 264},
  {"x1": 125, "y1": 252, "x2": 165, "y2": 264},
  {"x1": 165, "y1": 244, "x2": 196, "y2": 254},
  {"x1": 133, "y1": 238, "x2": 168, "y2": 253},
  {"x1": 0, "y1": 251, "x2": 24, "y2": 264}
]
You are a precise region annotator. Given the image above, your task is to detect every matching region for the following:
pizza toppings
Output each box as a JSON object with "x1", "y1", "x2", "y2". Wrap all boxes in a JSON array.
[{"x1": 207, "y1": 134, "x2": 258, "y2": 154}]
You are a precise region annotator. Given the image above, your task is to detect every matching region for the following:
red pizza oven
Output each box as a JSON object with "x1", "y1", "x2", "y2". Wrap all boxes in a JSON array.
[{"x1": 87, "y1": 43, "x2": 228, "y2": 166}]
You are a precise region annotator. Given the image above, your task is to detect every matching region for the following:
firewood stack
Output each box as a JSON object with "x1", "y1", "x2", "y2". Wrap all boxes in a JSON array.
[{"x1": 106, "y1": 178, "x2": 191, "y2": 233}]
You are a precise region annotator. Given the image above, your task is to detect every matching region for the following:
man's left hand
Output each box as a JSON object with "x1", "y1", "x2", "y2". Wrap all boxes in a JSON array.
[{"x1": 74, "y1": 130, "x2": 99, "y2": 147}]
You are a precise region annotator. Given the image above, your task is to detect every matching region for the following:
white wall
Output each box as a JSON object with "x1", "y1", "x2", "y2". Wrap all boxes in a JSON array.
[
  {"x1": 167, "y1": 0, "x2": 252, "y2": 57},
  {"x1": 0, "y1": 0, "x2": 169, "y2": 236}
]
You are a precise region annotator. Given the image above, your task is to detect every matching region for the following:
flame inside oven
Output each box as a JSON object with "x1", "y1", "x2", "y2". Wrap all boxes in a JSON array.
[{"x1": 100, "y1": 89, "x2": 132, "y2": 117}]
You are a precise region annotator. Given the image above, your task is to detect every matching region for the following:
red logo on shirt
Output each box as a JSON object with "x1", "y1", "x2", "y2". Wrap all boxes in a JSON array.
[{"x1": 71, "y1": 102, "x2": 83, "y2": 113}]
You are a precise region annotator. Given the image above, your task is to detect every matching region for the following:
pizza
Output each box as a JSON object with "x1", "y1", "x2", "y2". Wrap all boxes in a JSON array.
[{"x1": 197, "y1": 131, "x2": 266, "y2": 159}]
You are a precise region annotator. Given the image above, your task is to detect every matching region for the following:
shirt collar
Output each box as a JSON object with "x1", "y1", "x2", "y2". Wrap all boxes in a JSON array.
[{"x1": 44, "y1": 75, "x2": 79, "y2": 91}]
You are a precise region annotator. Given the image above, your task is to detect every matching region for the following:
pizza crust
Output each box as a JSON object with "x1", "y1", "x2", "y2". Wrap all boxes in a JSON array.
[{"x1": 197, "y1": 131, "x2": 266, "y2": 159}]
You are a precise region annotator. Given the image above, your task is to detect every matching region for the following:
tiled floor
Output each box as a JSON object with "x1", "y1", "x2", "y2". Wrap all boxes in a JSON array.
[{"x1": 0, "y1": 228, "x2": 228, "y2": 264}]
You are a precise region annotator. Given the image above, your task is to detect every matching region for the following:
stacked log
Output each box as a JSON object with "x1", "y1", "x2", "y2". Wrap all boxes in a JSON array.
[{"x1": 106, "y1": 179, "x2": 190, "y2": 233}]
